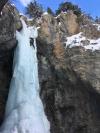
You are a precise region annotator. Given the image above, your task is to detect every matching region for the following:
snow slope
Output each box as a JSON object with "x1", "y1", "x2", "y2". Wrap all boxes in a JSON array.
[{"x1": 0, "y1": 20, "x2": 50, "y2": 133}]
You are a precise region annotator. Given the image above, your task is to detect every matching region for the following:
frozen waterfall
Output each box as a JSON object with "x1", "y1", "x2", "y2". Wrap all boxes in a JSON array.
[{"x1": 0, "y1": 20, "x2": 50, "y2": 133}]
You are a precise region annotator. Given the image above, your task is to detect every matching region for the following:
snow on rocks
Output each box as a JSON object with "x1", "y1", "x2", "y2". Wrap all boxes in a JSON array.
[
  {"x1": 93, "y1": 23, "x2": 100, "y2": 31},
  {"x1": 66, "y1": 32, "x2": 100, "y2": 51},
  {"x1": 43, "y1": 12, "x2": 48, "y2": 15}
]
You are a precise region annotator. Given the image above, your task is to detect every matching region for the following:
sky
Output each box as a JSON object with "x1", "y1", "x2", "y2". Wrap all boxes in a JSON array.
[{"x1": 13, "y1": 0, "x2": 100, "y2": 18}]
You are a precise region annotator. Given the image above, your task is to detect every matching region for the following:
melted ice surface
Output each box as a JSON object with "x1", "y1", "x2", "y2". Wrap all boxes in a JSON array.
[{"x1": 0, "y1": 20, "x2": 50, "y2": 133}]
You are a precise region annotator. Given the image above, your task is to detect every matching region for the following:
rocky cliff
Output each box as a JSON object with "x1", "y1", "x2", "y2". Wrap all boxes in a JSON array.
[
  {"x1": 37, "y1": 13, "x2": 100, "y2": 133},
  {"x1": 0, "y1": 3, "x2": 100, "y2": 133}
]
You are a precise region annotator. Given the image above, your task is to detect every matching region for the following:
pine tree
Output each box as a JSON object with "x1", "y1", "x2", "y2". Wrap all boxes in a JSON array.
[
  {"x1": 26, "y1": 0, "x2": 43, "y2": 19},
  {"x1": 56, "y1": 2, "x2": 82, "y2": 17},
  {"x1": 47, "y1": 7, "x2": 54, "y2": 16}
]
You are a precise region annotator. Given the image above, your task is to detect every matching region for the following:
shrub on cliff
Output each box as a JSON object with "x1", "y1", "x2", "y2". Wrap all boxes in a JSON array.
[
  {"x1": 47, "y1": 7, "x2": 55, "y2": 16},
  {"x1": 56, "y1": 2, "x2": 82, "y2": 17}
]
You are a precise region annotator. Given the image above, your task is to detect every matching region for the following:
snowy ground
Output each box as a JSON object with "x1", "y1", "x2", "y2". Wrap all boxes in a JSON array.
[
  {"x1": 0, "y1": 20, "x2": 50, "y2": 133},
  {"x1": 66, "y1": 32, "x2": 100, "y2": 51}
]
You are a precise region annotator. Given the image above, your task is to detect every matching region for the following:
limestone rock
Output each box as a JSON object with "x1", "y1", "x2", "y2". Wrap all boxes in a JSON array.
[
  {"x1": 66, "y1": 47, "x2": 100, "y2": 92},
  {"x1": 38, "y1": 13, "x2": 58, "y2": 44},
  {"x1": 58, "y1": 11, "x2": 79, "y2": 35},
  {"x1": 37, "y1": 35, "x2": 100, "y2": 133}
]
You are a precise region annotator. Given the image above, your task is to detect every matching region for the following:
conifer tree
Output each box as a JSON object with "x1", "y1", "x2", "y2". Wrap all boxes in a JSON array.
[
  {"x1": 56, "y1": 2, "x2": 81, "y2": 17},
  {"x1": 47, "y1": 7, "x2": 54, "y2": 16},
  {"x1": 26, "y1": 0, "x2": 43, "y2": 19}
]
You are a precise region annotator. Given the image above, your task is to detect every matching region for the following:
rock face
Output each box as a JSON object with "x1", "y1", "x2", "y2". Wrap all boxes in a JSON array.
[
  {"x1": 66, "y1": 47, "x2": 100, "y2": 92},
  {"x1": 5, "y1": 3, "x2": 22, "y2": 31},
  {"x1": 37, "y1": 13, "x2": 100, "y2": 133},
  {"x1": 58, "y1": 11, "x2": 79, "y2": 35},
  {"x1": 0, "y1": 0, "x2": 8, "y2": 13},
  {"x1": 81, "y1": 24, "x2": 100, "y2": 39},
  {"x1": 37, "y1": 37, "x2": 100, "y2": 133},
  {"x1": 80, "y1": 15, "x2": 100, "y2": 39},
  {"x1": 38, "y1": 13, "x2": 57, "y2": 44},
  {"x1": 38, "y1": 11, "x2": 79, "y2": 45},
  {"x1": 0, "y1": 4, "x2": 17, "y2": 124}
]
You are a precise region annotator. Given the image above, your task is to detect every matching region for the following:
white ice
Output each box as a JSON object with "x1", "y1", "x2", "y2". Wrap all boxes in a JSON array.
[{"x1": 0, "y1": 20, "x2": 50, "y2": 133}]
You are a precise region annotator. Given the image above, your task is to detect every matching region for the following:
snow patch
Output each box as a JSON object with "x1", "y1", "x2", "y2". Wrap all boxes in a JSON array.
[
  {"x1": 43, "y1": 12, "x2": 48, "y2": 15},
  {"x1": 11, "y1": 4, "x2": 15, "y2": 7},
  {"x1": 93, "y1": 23, "x2": 100, "y2": 31},
  {"x1": 66, "y1": 32, "x2": 100, "y2": 51}
]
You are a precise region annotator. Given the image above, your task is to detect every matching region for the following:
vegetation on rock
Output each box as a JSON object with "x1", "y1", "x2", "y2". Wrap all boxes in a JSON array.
[
  {"x1": 56, "y1": 2, "x2": 82, "y2": 17},
  {"x1": 47, "y1": 7, "x2": 55, "y2": 16}
]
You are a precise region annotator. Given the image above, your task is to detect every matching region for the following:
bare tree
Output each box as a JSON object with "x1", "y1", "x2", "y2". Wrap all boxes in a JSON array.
[{"x1": 0, "y1": 0, "x2": 8, "y2": 13}]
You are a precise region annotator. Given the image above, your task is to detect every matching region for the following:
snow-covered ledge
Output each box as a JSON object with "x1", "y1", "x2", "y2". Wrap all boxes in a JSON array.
[{"x1": 0, "y1": 20, "x2": 50, "y2": 133}]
